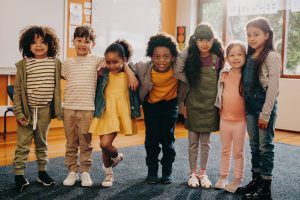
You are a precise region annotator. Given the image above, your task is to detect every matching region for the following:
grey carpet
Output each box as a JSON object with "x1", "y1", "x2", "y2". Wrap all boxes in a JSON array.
[{"x1": 0, "y1": 134, "x2": 299, "y2": 200}]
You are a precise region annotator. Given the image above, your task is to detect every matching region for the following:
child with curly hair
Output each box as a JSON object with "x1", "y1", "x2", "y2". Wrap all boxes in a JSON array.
[
  {"x1": 133, "y1": 33, "x2": 184, "y2": 184},
  {"x1": 13, "y1": 26, "x2": 63, "y2": 192}
]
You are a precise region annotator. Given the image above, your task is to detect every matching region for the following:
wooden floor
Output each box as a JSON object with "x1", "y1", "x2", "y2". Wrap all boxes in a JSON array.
[{"x1": 0, "y1": 120, "x2": 299, "y2": 167}]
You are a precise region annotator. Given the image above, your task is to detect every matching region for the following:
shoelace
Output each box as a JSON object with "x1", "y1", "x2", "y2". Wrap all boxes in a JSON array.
[{"x1": 104, "y1": 174, "x2": 113, "y2": 182}]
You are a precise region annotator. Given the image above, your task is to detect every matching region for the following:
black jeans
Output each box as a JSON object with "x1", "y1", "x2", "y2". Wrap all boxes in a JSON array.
[{"x1": 143, "y1": 98, "x2": 178, "y2": 169}]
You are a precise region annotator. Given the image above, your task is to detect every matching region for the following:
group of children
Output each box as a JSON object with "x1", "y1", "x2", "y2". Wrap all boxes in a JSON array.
[{"x1": 12, "y1": 17, "x2": 280, "y2": 200}]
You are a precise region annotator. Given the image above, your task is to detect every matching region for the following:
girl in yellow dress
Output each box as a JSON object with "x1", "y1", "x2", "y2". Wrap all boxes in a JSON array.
[{"x1": 89, "y1": 40, "x2": 140, "y2": 187}]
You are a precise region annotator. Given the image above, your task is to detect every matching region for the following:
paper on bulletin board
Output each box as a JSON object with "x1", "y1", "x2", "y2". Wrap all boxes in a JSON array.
[
  {"x1": 69, "y1": 25, "x2": 77, "y2": 48},
  {"x1": 85, "y1": 15, "x2": 91, "y2": 22},
  {"x1": 291, "y1": 0, "x2": 300, "y2": 12},
  {"x1": 84, "y1": 9, "x2": 91, "y2": 15},
  {"x1": 70, "y1": 3, "x2": 82, "y2": 25},
  {"x1": 84, "y1": 2, "x2": 92, "y2": 9}
]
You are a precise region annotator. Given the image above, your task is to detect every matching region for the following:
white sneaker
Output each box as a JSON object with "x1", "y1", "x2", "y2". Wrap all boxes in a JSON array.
[
  {"x1": 81, "y1": 172, "x2": 93, "y2": 187},
  {"x1": 111, "y1": 153, "x2": 124, "y2": 168},
  {"x1": 198, "y1": 174, "x2": 212, "y2": 189},
  {"x1": 187, "y1": 173, "x2": 200, "y2": 188},
  {"x1": 102, "y1": 173, "x2": 114, "y2": 187},
  {"x1": 63, "y1": 171, "x2": 79, "y2": 186},
  {"x1": 214, "y1": 177, "x2": 228, "y2": 189}
]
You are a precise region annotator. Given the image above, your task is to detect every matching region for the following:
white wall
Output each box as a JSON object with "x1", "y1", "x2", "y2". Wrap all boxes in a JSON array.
[
  {"x1": 276, "y1": 78, "x2": 300, "y2": 132},
  {"x1": 0, "y1": 0, "x2": 65, "y2": 74}
]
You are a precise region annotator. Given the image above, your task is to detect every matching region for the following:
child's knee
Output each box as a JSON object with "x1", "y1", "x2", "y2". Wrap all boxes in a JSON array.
[{"x1": 100, "y1": 141, "x2": 110, "y2": 150}]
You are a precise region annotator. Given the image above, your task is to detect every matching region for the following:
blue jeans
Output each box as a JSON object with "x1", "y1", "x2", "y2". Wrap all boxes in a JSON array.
[{"x1": 246, "y1": 106, "x2": 277, "y2": 178}]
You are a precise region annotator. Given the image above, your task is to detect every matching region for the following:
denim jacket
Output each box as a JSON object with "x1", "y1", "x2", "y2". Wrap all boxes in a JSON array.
[{"x1": 94, "y1": 68, "x2": 141, "y2": 118}]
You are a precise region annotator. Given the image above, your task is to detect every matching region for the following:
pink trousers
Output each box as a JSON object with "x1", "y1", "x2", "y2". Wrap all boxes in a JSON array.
[{"x1": 219, "y1": 118, "x2": 247, "y2": 181}]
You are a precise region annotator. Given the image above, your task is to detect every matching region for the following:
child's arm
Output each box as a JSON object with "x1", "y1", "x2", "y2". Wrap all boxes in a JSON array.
[
  {"x1": 124, "y1": 64, "x2": 139, "y2": 91},
  {"x1": 61, "y1": 60, "x2": 67, "y2": 80},
  {"x1": 173, "y1": 47, "x2": 189, "y2": 83},
  {"x1": 258, "y1": 52, "x2": 281, "y2": 128},
  {"x1": 96, "y1": 57, "x2": 106, "y2": 77},
  {"x1": 13, "y1": 63, "x2": 27, "y2": 124},
  {"x1": 215, "y1": 68, "x2": 228, "y2": 109}
]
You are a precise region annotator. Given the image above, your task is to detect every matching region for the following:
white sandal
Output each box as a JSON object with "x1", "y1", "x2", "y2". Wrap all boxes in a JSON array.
[
  {"x1": 198, "y1": 174, "x2": 212, "y2": 189},
  {"x1": 187, "y1": 173, "x2": 200, "y2": 188}
]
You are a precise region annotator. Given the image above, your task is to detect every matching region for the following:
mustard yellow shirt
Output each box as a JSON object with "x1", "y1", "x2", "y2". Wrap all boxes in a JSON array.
[{"x1": 147, "y1": 67, "x2": 178, "y2": 103}]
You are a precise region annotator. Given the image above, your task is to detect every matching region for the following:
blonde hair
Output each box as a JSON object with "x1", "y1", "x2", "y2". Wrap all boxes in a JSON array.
[{"x1": 225, "y1": 40, "x2": 246, "y2": 58}]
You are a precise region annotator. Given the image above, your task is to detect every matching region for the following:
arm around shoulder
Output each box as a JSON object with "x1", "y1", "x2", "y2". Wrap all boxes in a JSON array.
[{"x1": 173, "y1": 47, "x2": 188, "y2": 82}]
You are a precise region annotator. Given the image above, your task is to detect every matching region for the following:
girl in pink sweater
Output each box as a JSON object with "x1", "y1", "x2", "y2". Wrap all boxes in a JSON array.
[{"x1": 214, "y1": 41, "x2": 247, "y2": 193}]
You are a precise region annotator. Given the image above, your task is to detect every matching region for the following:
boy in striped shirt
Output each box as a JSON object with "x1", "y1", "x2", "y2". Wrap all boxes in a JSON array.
[{"x1": 62, "y1": 25, "x2": 138, "y2": 187}]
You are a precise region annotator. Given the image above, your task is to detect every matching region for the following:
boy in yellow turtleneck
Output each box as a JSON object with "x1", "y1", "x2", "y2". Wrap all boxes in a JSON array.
[{"x1": 133, "y1": 33, "x2": 186, "y2": 184}]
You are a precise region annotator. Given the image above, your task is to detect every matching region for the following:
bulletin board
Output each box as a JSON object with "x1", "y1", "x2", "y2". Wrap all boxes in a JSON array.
[{"x1": 66, "y1": 0, "x2": 92, "y2": 58}]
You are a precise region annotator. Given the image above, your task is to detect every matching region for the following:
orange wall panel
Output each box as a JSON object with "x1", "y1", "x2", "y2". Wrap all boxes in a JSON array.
[
  {"x1": 161, "y1": 0, "x2": 177, "y2": 36},
  {"x1": 0, "y1": 75, "x2": 8, "y2": 105}
]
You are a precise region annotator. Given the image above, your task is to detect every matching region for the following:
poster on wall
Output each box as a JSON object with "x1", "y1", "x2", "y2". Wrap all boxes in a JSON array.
[{"x1": 70, "y1": 3, "x2": 82, "y2": 25}]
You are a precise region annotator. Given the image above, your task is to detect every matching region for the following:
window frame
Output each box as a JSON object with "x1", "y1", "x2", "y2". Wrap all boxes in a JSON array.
[{"x1": 197, "y1": 0, "x2": 300, "y2": 79}]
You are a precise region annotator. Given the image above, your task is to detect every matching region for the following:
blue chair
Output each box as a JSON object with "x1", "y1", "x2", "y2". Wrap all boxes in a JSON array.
[{"x1": 3, "y1": 85, "x2": 14, "y2": 140}]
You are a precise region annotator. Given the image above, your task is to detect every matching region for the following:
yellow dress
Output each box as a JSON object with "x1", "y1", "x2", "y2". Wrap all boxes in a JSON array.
[{"x1": 89, "y1": 72, "x2": 138, "y2": 136}]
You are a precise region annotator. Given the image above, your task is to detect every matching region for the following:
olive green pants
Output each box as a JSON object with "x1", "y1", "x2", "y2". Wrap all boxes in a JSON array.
[{"x1": 13, "y1": 106, "x2": 51, "y2": 175}]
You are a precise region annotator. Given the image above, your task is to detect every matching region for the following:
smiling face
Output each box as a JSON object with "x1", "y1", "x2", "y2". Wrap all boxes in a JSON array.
[
  {"x1": 196, "y1": 38, "x2": 213, "y2": 57},
  {"x1": 73, "y1": 37, "x2": 94, "y2": 56},
  {"x1": 227, "y1": 45, "x2": 246, "y2": 70},
  {"x1": 151, "y1": 46, "x2": 174, "y2": 72},
  {"x1": 105, "y1": 51, "x2": 124, "y2": 74},
  {"x1": 30, "y1": 35, "x2": 48, "y2": 59},
  {"x1": 246, "y1": 26, "x2": 269, "y2": 53}
]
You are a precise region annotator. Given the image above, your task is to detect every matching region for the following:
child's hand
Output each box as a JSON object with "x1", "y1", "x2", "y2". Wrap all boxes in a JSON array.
[
  {"x1": 127, "y1": 73, "x2": 139, "y2": 91},
  {"x1": 97, "y1": 67, "x2": 105, "y2": 78},
  {"x1": 182, "y1": 105, "x2": 187, "y2": 119},
  {"x1": 258, "y1": 118, "x2": 268, "y2": 129},
  {"x1": 17, "y1": 118, "x2": 29, "y2": 126}
]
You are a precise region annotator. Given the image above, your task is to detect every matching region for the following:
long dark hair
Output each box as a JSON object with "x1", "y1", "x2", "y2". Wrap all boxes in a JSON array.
[
  {"x1": 184, "y1": 23, "x2": 224, "y2": 87},
  {"x1": 226, "y1": 41, "x2": 247, "y2": 96},
  {"x1": 246, "y1": 17, "x2": 274, "y2": 90}
]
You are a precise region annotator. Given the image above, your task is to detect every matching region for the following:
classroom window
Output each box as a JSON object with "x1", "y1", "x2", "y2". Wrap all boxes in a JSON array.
[
  {"x1": 199, "y1": 0, "x2": 224, "y2": 40},
  {"x1": 198, "y1": 0, "x2": 300, "y2": 78},
  {"x1": 285, "y1": 9, "x2": 300, "y2": 75}
]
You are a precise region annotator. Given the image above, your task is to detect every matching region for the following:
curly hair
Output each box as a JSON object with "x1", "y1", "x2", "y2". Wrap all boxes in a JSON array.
[
  {"x1": 246, "y1": 17, "x2": 275, "y2": 91},
  {"x1": 73, "y1": 25, "x2": 96, "y2": 42},
  {"x1": 184, "y1": 23, "x2": 224, "y2": 87},
  {"x1": 19, "y1": 26, "x2": 60, "y2": 58},
  {"x1": 146, "y1": 32, "x2": 179, "y2": 58},
  {"x1": 105, "y1": 39, "x2": 133, "y2": 61}
]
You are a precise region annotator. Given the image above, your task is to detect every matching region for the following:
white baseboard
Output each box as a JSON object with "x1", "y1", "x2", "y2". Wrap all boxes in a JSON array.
[{"x1": 0, "y1": 106, "x2": 14, "y2": 117}]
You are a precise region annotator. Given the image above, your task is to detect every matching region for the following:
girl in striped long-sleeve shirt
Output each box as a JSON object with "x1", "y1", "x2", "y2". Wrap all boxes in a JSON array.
[{"x1": 236, "y1": 17, "x2": 281, "y2": 200}]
